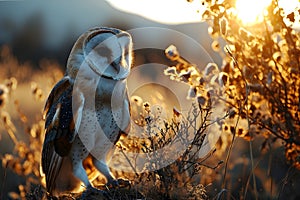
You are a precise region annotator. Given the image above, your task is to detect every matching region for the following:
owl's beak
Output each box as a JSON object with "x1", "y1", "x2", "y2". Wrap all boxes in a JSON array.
[
  {"x1": 111, "y1": 61, "x2": 120, "y2": 73},
  {"x1": 110, "y1": 60, "x2": 130, "y2": 80}
]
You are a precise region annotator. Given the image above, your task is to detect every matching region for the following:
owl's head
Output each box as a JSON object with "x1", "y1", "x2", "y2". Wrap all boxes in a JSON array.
[{"x1": 67, "y1": 27, "x2": 132, "y2": 80}]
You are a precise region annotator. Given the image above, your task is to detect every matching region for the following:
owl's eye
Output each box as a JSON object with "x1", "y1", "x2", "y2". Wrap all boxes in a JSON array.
[{"x1": 96, "y1": 46, "x2": 112, "y2": 58}]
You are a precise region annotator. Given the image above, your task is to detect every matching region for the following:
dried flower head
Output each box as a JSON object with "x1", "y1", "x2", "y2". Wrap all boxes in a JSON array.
[
  {"x1": 219, "y1": 17, "x2": 228, "y2": 36},
  {"x1": 165, "y1": 45, "x2": 180, "y2": 61},
  {"x1": 204, "y1": 63, "x2": 219, "y2": 76},
  {"x1": 31, "y1": 82, "x2": 45, "y2": 101},
  {"x1": 131, "y1": 95, "x2": 143, "y2": 107},
  {"x1": 211, "y1": 40, "x2": 221, "y2": 52},
  {"x1": 143, "y1": 102, "x2": 151, "y2": 112},
  {"x1": 5, "y1": 77, "x2": 18, "y2": 91},
  {"x1": 188, "y1": 87, "x2": 197, "y2": 99},
  {"x1": 0, "y1": 84, "x2": 8, "y2": 108}
]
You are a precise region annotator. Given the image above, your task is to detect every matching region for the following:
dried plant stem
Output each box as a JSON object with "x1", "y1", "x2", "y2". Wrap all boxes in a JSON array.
[
  {"x1": 223, "y1": 45, "x2": 259, "y2": 199},
  {"x1": 1, "y1": 111, "x2": 18, "y2": 145},
  {"x1": 247, "y1": 122, "x2": 258, "y2": 199},
  {"x1": 6, "y1": 128, "x2": 18, "y2": 145},
  {"x1": 221, "y1": 113, "x2": 238, "y2": 190},
  {"x1": 244, "y1": 82, "x2": 258, "y2": 199},
  {"x1": 244, "y1": 158, "x2": 261, "y2": 200},
  {"x1": 221, "y1": 48, "x2": 243, "y2": 190},
  {"x1": 119, "y1": 147, "x2": 139, "y2": 177},
  {"x1": 277, "y1": 166, "x2": 293, "y2": 199}
]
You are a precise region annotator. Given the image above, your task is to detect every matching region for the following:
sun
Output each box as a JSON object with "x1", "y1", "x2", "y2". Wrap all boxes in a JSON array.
[{"x1": 235, "y1": 0, "x2": 272, "y2": 25}]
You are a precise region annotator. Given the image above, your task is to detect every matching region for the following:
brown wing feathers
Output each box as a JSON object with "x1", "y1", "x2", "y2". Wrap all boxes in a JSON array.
[{"x1": 42, "y1": 77, "x2": 75, "y2": 193}]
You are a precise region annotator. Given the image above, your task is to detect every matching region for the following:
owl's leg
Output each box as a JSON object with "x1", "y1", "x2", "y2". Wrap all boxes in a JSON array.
[
  {"x1": 70, "y1": 137, "x2": 92, "y2": 188},
  {"x1": 73, "y1": 159, "x2": 108, "y2": 198},
  {"x1": 92, "y1": 157, "x2": 118, "y2": 186},
  {"x1": 72, "y1": 161, "x2": 91, "y2": 187}
]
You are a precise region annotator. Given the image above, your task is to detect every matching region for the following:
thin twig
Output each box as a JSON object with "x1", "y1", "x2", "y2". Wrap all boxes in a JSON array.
[
  {"x1": 277, "y1": 165, "x2": 294, "y2": 199},
  {"x1": 119, "y1": 147, "x2": 139, "y2": 177}
]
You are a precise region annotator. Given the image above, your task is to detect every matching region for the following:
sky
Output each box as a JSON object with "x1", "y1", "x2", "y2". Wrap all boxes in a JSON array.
[
  {"x1": 0, "y1": 0, "x2": 222, "y2": 68},
  {"x1": 0, "y1": 1, "x2": 209, "y2": 48}
]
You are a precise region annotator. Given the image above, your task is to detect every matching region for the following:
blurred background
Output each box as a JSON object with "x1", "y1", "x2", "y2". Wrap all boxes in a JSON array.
[
  {"x1": 0, "y1": 0, "x2": 220, "y2": 198},
  {"x1": 0, "y1": 0, "x2": 220, "y2": 66}
]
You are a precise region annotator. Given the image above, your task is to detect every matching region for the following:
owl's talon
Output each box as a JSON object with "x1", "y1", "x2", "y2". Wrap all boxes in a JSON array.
[
  {"x1": 106, "y1": 179, "x2": 131, "y2": 189},
  {"x1": 87, "y1": 185, "x2": 105, "y2": 193},
  {"x1": 106, "y1": 179, "x2": 119, "y2": 189},
  {"x1": 118, "y1": 178, "x2": 131, "y2": 187}
]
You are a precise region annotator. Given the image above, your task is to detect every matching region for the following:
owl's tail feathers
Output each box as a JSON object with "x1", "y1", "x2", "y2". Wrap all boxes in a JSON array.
[
  {"x1": 47, "y1": 152, "x2": 63, "y2": 194},
  {"x1": 42, "y1": 143, "x2": 63, "y2": 195}
]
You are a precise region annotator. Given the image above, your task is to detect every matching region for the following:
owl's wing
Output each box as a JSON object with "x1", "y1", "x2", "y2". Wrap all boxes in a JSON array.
[{"x1": 42, "y1": 76, "x2": 83, "y2": 193}]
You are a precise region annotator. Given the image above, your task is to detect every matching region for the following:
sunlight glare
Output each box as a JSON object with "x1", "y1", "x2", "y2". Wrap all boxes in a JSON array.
[
  {"x1": 278, "y1": 0, "x2": 300, "y2": 29},
  {"x1": 278, "y1": 0, "x2": 299, "y2": 14},
  {"x1": 235, "y1": 0, "x2": 272, "y2": 25},
  {"x1": 106, "y1": 0, "x2": 204, "y2": 24},
  {"x1": 107, "y1": 0, "x2": 299, "y2": 27}
]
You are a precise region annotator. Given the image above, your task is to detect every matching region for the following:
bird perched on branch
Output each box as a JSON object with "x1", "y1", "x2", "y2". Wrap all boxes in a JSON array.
[{"x1": 41, "y1": 27, "x2": 132, "y2": 196}]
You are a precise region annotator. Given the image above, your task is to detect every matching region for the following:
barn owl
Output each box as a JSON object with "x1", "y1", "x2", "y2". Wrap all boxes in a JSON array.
[{"x1": 41, "y1": 27, "x2": 132, "y2": 196}]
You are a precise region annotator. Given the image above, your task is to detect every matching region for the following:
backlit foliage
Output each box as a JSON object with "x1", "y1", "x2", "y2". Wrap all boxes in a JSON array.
[
  {"x1": 196, "y1": 0, "x2": 300, "y2": 170},
  {"x1": 0, "y1": 46, "x2": 61, "y2": 199},
  {"x1": 116, "y1": 97, "x2": 218, "y2": 199}
]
